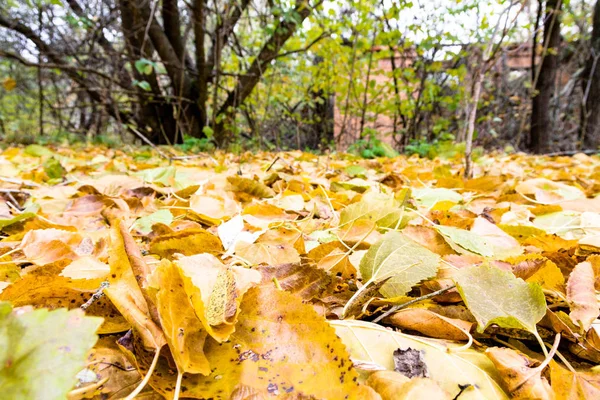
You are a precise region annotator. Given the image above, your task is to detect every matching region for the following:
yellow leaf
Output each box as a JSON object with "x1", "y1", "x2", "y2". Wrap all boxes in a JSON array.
[
  {"x1": 332, "y1": 319, "x2": 508, "y2": 398},
  {"x1": 227, "y1": 175, "x2": 275, "y2": 198},
  {"x1": 149, "y1": 228, "x2": 224, "y2": 259},
  {"x1": 486, "y1": 347, "x2": 553, "y2": 399},
  {"x1": 235, "y1": 240, "x2": 300, "y2": 266},
  {"x1": 151, "y1": 259, "x2": 210, "y2": 375},
  {"x1": 119, "y1": 287, "x2": 380, "y2": 399},
  {"x1": 549, "y1": 361, "x2": 600, "y2": 398},
  {"x1": 104, "y1": 224, "x2": 166, "y2": 349},
  {"x1": 174, "y1": 253, "x2": 261, "y2": 341},
  {"x1": 2, "y1": 77, "x2": 16, "y2": 91},
  {"x1": 0, "y1": 265, "x2": 127, "y2": 334},
  {"x1": 366, "y1": 371, "x2": 449, "y2": 400}
]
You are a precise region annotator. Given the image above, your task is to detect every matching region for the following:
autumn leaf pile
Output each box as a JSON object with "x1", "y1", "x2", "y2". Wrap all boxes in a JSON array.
[{"x1": 2, "y1": 145, "x2": 600, "y2": 399}]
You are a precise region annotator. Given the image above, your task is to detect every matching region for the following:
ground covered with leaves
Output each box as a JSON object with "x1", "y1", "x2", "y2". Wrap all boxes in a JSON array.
[{"x1": 1, "y1": 145, "x2": 600, "y2": 399}]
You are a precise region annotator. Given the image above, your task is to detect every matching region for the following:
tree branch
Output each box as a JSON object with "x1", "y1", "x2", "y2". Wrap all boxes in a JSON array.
[
  {"x1": 216, "y1": 0, "x2": 316, "y2": 117},
  {"x1": 0, "y1": 49, "x2": 120, "y2": 84},
  {"x1": 0, "y1": 14, "x2": 132, "y2": 128}
]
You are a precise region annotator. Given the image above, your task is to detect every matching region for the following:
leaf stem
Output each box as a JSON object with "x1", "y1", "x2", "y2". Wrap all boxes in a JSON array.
[
  {"x1": 173, "y1": 372, "x2": 183, "y2": 400},
  {"x1": 372, "y1": 285, "x2": 456, "y2": 324},
  {"x1": 125, "y1": 347, "x2": 161, "y2": 400},
  {"x1": 544, "y1": 341, "x2": 575, "y2": 372},
  {"x1": 533, "y1": 330, "x2": 550, "y2": 358}
]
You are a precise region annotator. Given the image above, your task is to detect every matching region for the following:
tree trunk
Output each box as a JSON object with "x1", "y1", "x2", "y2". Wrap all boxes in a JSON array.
[
  {"x1": 582, "y1": 0, "x2": 600, "y2": 149},
  {"x1": 118, "y1": 0, "x2": 180, "y2": 144},
  {"x1": 213, "y1": 0, "x2": 313, "y2": 144},
  {"x1": 530, "y1": 0, "x2": 562, "y2": 154}
]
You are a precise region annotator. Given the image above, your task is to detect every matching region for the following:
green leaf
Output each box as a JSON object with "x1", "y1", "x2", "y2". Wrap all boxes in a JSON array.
[
  {"x1": 359, "y1": 231, "x2": 439, "y2": 298},
  {"x1": 339, "y1": 191, "x2": 405, "y2": 229},
  {"x1": 134, "y1": 58, "x2": 155, "y2": 75},
  {"x1": 0, "y1": 302, "x2": 103, "y2": 400},
  {"x1": 24, "y1": 144, "x2": 54, "y2": 158},
  {"x1": 533, "y1": 211, "x2": 581, "y2": 236},
  {"x1": 412, "y1": 187, "x2": 462, "y2": 208},
  {"x1": 345, "y1": 165, "x2": 367, "y2": 178},
  {"x1": 330, "y1": 178, "x2": 371, "y2": 193},
  {"x1": 134, "y1": 80, "x2": 151, "y2": 91},
  {"x1": 202, "y1": 126, "x2": 214, "y2": 139},
  {"x1": 0, "y1": 204, "x2": 40, "y2": 229},
  {"x1": 437, "y1": 225, "x2": 494, "y2": 257},
  {"x1": 135, "y1": 166, "x2": 195, "y2": 189},
  {"x1": 132, "y1": 209, "x2": 174, "y2": 234},
  {"x1": 43, "y1": 157, "x2": 65, "y2": 180},
  {"x1": 454, "y1": 264, "x2": 546, "y2": 333}
]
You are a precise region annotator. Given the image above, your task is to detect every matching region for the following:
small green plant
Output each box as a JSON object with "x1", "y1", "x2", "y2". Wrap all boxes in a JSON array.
[
  {"x1": 348, "y1": 129, "x2": 398, "y2": 159},
  {"x1": 176, "y1": 134, "x2": 215, "y2": 152},
  {"x1": 91, "y1": 134, "x2": 121, "y2": 148}
]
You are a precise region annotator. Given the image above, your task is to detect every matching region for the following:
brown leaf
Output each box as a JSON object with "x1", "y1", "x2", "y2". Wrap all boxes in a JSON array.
[
  {"x1": 19, "y1": 229, "x2": 83, "y2": 265},
  {"x1": 338, "y1": 218, "x2": 382, "y2": 247},
  {"x1": 566, "y1": 261, "x2": 599, "y2": 331},
  {"x1": 257, "y1": 259, "x2": 331, "y2": 300},
  {"x1": 317, "y1": 247, "x2": 357, "y2": 279},
  {"x1": 384, "y1": 308, "x2": 472, "y2": 341},
  {"x1": 485, "y1": 347, "x2": 553, "y2": 399},
  {"x1": 402, "y1": 226, "x2": 456, "y2": 256}
]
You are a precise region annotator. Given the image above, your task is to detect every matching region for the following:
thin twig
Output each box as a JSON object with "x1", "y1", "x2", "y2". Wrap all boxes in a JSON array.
[
  {"x1": 265, "y1": 156, "x2": 280, "y2": 172},
  {"x1": 80, "y1": 281, "x2": 109, "y2": 311},
  {"x1": 372, "y1": 285, "x2": 456, "y2": 323}
]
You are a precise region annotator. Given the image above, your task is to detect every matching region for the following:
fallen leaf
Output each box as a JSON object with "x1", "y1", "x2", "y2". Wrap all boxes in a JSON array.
[
  {"x1": 121, "y1": 287, "x2": 380, "y2": 399},
  {"x1": 131, "y1": 209, "x2": 173, "y2": 234},
  {"x1": 359, "y1": 231, "x2": 440, "y2": 298},
  {"x1": 257, "y1": 259, "x2": 331, "y2": 300},
  {"x1": 437, "y1": 225, "x2": 494, "y2": 257},
  {"x1": 149, "y1": 259, "x2": 210, "y2": 375},
  {"x1": 227, "y1": 176, "x2": 275, "y2": 198},
  {"x1": 0, "y1": 303, "x2": 102, "y2": 399},
  {"x1": 104, "y1": 224, "x2": 166, "y2": 350},
  {"x1": 566, "y1": 261, "x2": 599, "y2": 331},
  {"x1": 385, "y1": 308, "x2": 473, "y2": 341},
  {"x1": 485, "y1": 347, "x2": 553, "y2": 399},
  {"x1": 549, "y1": 360, "x2": 600, "y2": 398},
  {"x1": 149, "y1": 228, "x2": 224, "y2": 259},
  {"x1": 332, "y1": 319, "x2": 508, "y2": 398},
  {"x1": 454, "y1": 264, "x2": 546, "y2": 333},
  {"x1": 235, "y1": 240, "x2": 300, "y2": 266},
  {"x1": 173, "y1": 253, "x2": 261, "y2": 341},
  {"x1": 339, "y1": 191, "x2": 404, "y2": 229},
  {"x1": 366, "y1": 370, "x2": 448, "y2": 400}
]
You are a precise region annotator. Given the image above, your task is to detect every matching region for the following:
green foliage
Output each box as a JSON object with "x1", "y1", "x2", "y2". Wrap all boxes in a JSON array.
[
  {"x1": 0, "y1": 302, "x2": 102, "y2": 400},
  {"x1": 348, "y1": 129, "x2": 398, "y2": 159},
  {"x1": 176, "y1": 134, "x2": 215, "y2": 153}
]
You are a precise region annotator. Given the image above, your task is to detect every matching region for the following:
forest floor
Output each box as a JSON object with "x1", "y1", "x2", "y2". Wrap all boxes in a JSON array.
[{"x1": 1, "y1": 144, "x2": 600, "y2": 399}]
